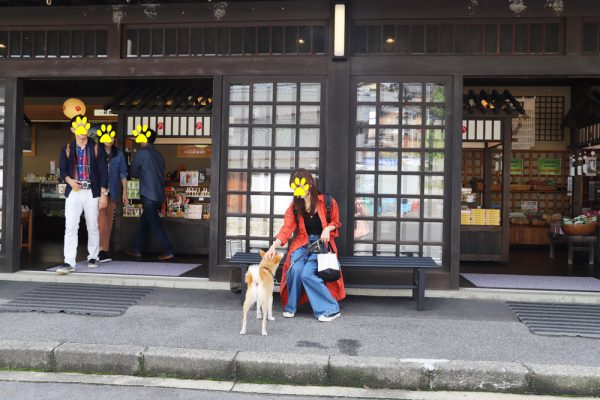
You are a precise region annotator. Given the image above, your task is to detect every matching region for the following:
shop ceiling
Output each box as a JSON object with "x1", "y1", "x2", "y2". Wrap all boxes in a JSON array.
[{"x1": 24, "y1": 77, "x2": 213, "y2": 121}]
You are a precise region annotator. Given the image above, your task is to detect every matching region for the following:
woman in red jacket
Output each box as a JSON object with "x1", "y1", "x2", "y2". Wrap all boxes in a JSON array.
[{"x1": 265, "y1": 169, "x2": 345, "y2": 322}]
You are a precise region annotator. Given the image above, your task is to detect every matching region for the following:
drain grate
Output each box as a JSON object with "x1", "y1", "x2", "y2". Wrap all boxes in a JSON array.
[
  {"x1": 507, "y1": 301, "x2": 600, "y2": 339},
  {"x1": 0, "y1": 283, "x2": 153, "y2": 317}
]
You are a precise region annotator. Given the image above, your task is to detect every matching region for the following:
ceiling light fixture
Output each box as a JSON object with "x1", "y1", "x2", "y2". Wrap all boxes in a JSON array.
[
  {"x1": 385, "y1": 37, "x2": 395, "y2": 44},
  {"x1": 0, "y1": 43, "x2": 6, "y2": 49},
  {"x1": 333, "y1": 2, "x2": 347, "y2": 59},
  {"x1": 297, "y1": 38, "x2": 305, "y2": 45}
]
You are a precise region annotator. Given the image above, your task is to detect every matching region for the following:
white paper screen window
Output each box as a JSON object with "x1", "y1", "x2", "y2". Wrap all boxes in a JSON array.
[
  {"x1": 485, "y1": 120, "x2": 493, "y2": 141},
  {"x1": 149, "y1": 116, "x2": 157, "y2": 132},
  {"x1": 141, "y1": 116, "x2": 149, "y2": 129},
  {"x1": 165, "y1": 117, "x2": 172, "y2": 136},
  {"x1": 188, "y1": 116, "x2": 195, "y2": 136},
  {"x1": 157, "y1": 116, "x2": 165, "y2": 135},
  {"x1": 134, "y1": 116, "x2": 142, "y2": 131},
  {"x1": 493, "y1": 120, "x2": 502, "y2": 141},
  {"x1": 172, "y1": 116, "x2": 179, "y2": 136},
  {"x1": 204, "y1": 116, "x2": 211, "y2": 137},
  {"x1": 476, "y1": 120, "x2": 484, "y2": 141},
  {"x1": 468, "y1": 120, "x2": 476, "y2": 140},
  {"x1": 127, "y1": 116, "x2": 134, "y2": 135},
  {"x1": 195, "y1": 117, "x2": 203, "y2": 136},
  {"x1": 180, "y1": 116, "x2": 187, "y2": 136}
]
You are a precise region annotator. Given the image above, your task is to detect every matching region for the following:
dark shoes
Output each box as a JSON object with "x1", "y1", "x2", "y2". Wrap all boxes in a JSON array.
[
  {"x1": 318, "y1": 312, "x2": 341, "y2": 322},
  {"x1": 98, "y1": 251, "x2": 112, "y2": 263},
  {"x1": 158, "y1": 254, "x2": 174, "y2": 260},
  {"x1": 124, "y1": 250, "x2": 142, "y2": 258},
  {"x1": 87, "y1": 259, "x2": 98, "y2": 268}
]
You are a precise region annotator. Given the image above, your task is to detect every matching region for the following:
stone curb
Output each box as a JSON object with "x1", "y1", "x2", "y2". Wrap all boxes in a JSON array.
[
  {"x1": 1, "y1": 340, "x2": 600, "y2": 396},
  {"x1": 143, "y1": 347, "x2": 236, "y2": 380},
  {"x1": 54, "y1": 343, "x2": 145, "y2": 376}
]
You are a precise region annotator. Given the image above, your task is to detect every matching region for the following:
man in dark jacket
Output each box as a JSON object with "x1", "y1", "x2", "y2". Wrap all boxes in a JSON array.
[
  {"x1": 126, "y1": 127, "x2": 174, "y2": 260},
  {"x1": 56, "y1": 115, "x2": 109, "y2": 274}
]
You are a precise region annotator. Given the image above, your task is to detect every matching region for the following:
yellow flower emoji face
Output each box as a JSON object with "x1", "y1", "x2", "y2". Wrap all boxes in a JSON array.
[
  {"x1": 71, "y1": 116, "x2": 90, "y2": 136},
  {"x1": 290, "y1": 177, "x2": 310, "y2": 198},
  {"x1": 132, "y1": 124, "x2": 152, "y2": 143},
  {"x1": 96, "y1": 124, "x2": 116, "y2": 144}
]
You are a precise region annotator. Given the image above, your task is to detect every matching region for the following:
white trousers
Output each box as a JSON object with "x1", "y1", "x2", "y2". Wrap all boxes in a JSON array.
[{"x1": 64, "y1": 189, "x2": 99, "y2": 266}]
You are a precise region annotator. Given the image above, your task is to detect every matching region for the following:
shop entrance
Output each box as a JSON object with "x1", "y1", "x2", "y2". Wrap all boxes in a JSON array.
[
  {"x1": 459, "y1": 78, "x2": 600, "y2": 290},
  {"x1": 19, "y1": 78, "x2": 213, "y2": 278}
]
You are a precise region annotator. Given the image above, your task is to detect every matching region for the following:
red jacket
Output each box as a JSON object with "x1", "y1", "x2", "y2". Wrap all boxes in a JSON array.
[{"x1": 275, "y1": 194, "x2": 346, "y2": 308}]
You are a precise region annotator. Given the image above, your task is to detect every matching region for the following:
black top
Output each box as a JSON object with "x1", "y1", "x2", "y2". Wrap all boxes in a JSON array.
[{"x1": 303, "y1": 212, "x2": 322, "y2": 235}]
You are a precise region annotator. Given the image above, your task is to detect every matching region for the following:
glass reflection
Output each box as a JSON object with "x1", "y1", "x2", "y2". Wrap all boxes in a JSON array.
[
  {"x1": 401, "y1": 198, "x2": 420, "y2": 218},
  {"x1": 276, "y1": 105, "x2": 297, "y2": 124},
  {"x1": 400, "y1": 221, "x2": 419, "y2": 241},
  {"x1": 229, "y1": 127, "x2": 248, "y2": 146},
  {"x1": 356, "y1": 151, "x2": 376, "y2": 171},
  {"x1": 250, "y1": 195, "x2": 270, "y2": 214},
  {"x1": 357, "y1": 82, "x2": 377, "y2": 102},
  {"x1": 380, "y1": 82, "x2": 400, "y2": 102},
  {"x1": 426, "y1": 83, "x2": 445, "y2": 102},
  {"x1": 401, "y1": 175, "x2": 420, "y2": 195},
  {"x1": 276, "y1": 82, "x2": 297, "y2": 102},
  {"x1": 377, "y1": 221, "x2": 397, "y2": 241},
  {"x1": 380, "y1": 106, "x2": 399, "y2": 125},
  {"x1": 378, "y1": 197, "x2": 398, "y2": 217},
  {"x1": 230, "y1": 84, "x2": 250, "y2": 102},
  {"x1": 402, "y1": 83, "x2": 423, "y2": 102},
  {"x1": 402, "y1": 106, "x2": 422, "y2": 125},
  {"x1": 401, "y1": 129, "x2": 422, "y2": 148},
  {"x1": 378, "y1": 174, "x2": 397, "y2": 194},
  {"x1": 300, "y1": 83, "x2": 321, "y2": 102},
  {"x1": 378, "y1": 151, "x2": 398, "y2": 171},
  {"x1": 253, "y1": 83, "x2": 273, "y2": 102},
  {"x1": 252, "y1": 105, "x2": 272, "y2": 124},
  {"x1": 357, "y1": 106, "x2": 376, "y2": 125},
  {"x1": 357, "y1": 128, "x2": 376, "y2": 148}
]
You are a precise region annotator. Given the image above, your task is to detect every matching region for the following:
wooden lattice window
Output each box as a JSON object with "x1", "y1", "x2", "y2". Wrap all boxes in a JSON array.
[
  {"x1": 0, "y1": 29, "x2": 107, "y2": 59},
  {"x1": 535, "y1": 96, "x2": 564, "y2": 142},
  {"x1": 125, "y1": 24, "x2": 327, "y2": 58}
]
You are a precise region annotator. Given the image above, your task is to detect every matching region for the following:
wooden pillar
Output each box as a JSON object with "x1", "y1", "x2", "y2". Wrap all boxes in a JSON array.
[
  {"x1": 449, "y1": 74, "x2": 463, "y2": 289},
  {"x1": 2, "y1": 78, "x2": 23, "y2": 273}
]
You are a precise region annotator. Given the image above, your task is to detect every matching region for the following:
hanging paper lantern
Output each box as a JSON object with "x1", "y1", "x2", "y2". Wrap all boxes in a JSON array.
[{"x1": 62, "y1": 98, "x2": 86, "y2": 119}]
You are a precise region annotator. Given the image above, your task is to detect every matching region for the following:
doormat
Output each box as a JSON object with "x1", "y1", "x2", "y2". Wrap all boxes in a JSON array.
[
  {"x1": 0, "y1": 283, "x2": 153, "y2": 317},
  {"x1": 47, "y1": 261, "x2": 201, "y2": 277},
  {"x1": 461, "y1": 273, "x2": 600, "y2": 292},
  {"x1": 507, "y1": 301, "x2": 600, "y2": 338}
]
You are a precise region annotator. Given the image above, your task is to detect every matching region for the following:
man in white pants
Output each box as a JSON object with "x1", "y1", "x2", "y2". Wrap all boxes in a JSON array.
[{"x1": 56, "y1": 116, "x2": 108, "y2": 274}]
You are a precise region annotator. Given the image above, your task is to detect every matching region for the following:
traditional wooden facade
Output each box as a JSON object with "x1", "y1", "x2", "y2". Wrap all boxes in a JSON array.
[{"x1": 1, "y1": 0, "x2": 599, "y2": 289}]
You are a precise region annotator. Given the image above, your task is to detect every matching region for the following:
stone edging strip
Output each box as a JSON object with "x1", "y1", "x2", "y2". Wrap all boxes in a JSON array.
[{"x1": 0, "y1": 340, "x2": 599, "y2": 396}]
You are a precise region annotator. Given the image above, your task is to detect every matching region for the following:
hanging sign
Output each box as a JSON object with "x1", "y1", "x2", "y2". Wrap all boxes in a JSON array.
[
  {"x1": 510, "y1": 158, "x2": 523, "y2": 175},
  {"x1": 537, "y1": 158, "x2": 561, "y2": 176}
]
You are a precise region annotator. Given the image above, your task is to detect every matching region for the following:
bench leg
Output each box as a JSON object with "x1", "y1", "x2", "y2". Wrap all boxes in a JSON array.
[
  {"x1": 416, "y1": 269, "x2": 426, "y2": 311},
  {"x1": 412, "y1": 269, "x2": 418, "y2": 301},
  {"x1": 240, "y1": 265, "x2": 248, "y2": 304}
]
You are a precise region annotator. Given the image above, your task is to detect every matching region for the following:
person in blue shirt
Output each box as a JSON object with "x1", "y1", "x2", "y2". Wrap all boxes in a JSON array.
[
  {"x1": 96, "y1": 127, "x2": 128, "y2": 263},
  {"x1": 125, "y1": 128, "x2": 174, "y2": 260}
]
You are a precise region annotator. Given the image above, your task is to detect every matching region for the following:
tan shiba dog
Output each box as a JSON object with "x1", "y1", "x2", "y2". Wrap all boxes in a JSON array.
[{"x1": 240, "y1": 249, "x2": 284, "y2": 336}]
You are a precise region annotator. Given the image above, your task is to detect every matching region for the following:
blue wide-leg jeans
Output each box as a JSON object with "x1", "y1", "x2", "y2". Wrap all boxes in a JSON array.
[{"x1": 284, "y1": 234, "x2": 340, "y2": 318}]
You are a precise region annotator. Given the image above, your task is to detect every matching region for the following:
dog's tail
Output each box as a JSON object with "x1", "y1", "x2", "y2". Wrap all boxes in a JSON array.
[{"x1": 245, "y1": 271, "x2": 253, "y2": 286}]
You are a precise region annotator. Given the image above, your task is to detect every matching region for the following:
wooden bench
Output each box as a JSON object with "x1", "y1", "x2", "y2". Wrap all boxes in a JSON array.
[{"x1": 228, "y1": 252, "x2": 438, "y2": 311}]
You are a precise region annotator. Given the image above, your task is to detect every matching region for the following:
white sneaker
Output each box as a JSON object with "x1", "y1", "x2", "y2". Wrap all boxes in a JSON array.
[
  {"x1": 56, "y1": 264, "x2": 75, "y2": 275},
  {"x1": 318, "y1": 312, "x2": 340, "y2": 322},
  {"x1": 282, "y1": 311, "x2": 295, "y2": 318}
]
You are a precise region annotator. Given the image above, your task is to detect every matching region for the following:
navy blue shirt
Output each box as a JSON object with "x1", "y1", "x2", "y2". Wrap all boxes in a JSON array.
[
  {"x1": 59, "y1": 140, "x2": 108, "y2": 199},
  {"x1": 101, "y1": 146, "x2": 128, "y2": 203},
  {"x1": 129, "y1": 144, "x2": 166, "y2": 202}
]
